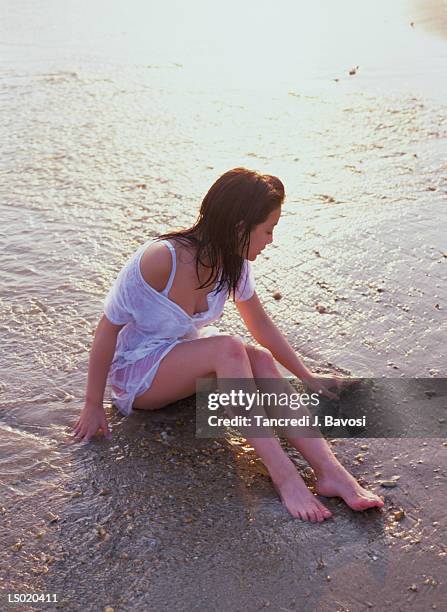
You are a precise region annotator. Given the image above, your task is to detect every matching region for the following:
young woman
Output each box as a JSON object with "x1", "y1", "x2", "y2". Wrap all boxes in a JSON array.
[{"x1": 72, "y1": 167, "x2": 384, "y2": 522}]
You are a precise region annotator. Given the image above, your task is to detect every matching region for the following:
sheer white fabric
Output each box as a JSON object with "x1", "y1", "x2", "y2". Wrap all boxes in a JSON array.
[{"x1": 103, "y1": 238, "x2": 255, "y2": 416}]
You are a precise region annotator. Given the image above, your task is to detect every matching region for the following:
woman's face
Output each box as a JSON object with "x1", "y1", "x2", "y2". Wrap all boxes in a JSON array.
[{"x1": 246, "y1": 206, "x2": 281, "y2": 261}]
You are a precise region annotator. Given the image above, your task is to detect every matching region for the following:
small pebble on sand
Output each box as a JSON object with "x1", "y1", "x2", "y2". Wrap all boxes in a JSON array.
[
  {"x1": 272, "y1": 291, "x2": 282, "y2": 300},
  {"x1": 47, "y1": 512, "x2": 59, "y2": 524},
  {"x1": 380, "y1": 479, "x2": 399, "y2": 488},
  {"x1": 393, "y1": 509, "x2": 405, "y2": 521},
  {"x1": 316, "y1": 556, "x2": 326, "y2": 569}
]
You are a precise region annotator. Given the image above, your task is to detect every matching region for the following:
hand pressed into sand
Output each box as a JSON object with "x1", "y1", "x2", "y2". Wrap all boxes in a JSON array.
[
  {"x1": 71, "y1": 404, "x2": 112, "y2": 443},
  {"x1": 303, "y1": 373, "x2": 360, "y2": 400}
]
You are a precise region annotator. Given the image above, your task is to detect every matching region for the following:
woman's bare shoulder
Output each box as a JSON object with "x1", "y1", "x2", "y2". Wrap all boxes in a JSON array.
[{"x1": 139, "y1": 241, "x2": 172, "y2": 292}]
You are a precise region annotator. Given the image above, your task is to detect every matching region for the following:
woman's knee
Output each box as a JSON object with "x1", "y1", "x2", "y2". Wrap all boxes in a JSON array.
[
  {"x1": 213, "y1": 334, "x2": 248, "y2": 363},
  {"x1": 246, "y1": 345, "x2": 278, "y2": 373}
]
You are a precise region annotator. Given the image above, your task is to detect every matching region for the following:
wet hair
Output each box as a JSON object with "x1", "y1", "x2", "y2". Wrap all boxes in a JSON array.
[{"x1": 158, "y1": 167, "x2": 285, "y2": 299}]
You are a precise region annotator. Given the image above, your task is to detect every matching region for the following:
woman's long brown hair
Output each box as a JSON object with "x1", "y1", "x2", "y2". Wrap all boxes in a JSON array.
[{"x1": 158, "y1": 167, "x2": 285, "y2": 300}]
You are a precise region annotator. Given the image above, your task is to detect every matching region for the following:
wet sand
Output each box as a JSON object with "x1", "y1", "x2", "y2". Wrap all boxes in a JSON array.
[{"x1": 2, "y1": 400, "x2": 446, "y2": 611}]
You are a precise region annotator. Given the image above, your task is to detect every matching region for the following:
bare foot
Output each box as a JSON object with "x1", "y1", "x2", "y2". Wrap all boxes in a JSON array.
[
  {"x1": 314, "y1": 461, "x2": 384, "y2": 511},
  {"x1": 272, "y1": 471, "x2": 333, "y2": 522}
]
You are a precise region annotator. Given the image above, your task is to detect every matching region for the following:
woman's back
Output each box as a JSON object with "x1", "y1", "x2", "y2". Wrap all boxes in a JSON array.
[{"x1": 139, "y1": 239, "x2": 221, "y2": 318}]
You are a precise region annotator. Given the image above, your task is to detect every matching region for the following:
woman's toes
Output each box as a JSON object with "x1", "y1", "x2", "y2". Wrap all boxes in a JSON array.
[
  {"x1": 351, "y1": 497, "x2": 368, "y2": 510},
  {"x1": 314, "y1": 507, "x2": 323, "y2": 522},
  {"x1": 313, "y1": 505, "x2": 325, "y2": 522},
  {"x1": 316, "y1": 510, "x2": 325, "y2": 522},
  {"x1": 302, "y1": 510, "x2": 311, "y2": 522},
  {"x1": 312, "y1": 508, "x2": 321, "y2": 522},
  {"x1": 316, "y1": 500, "x2": 332, "y2": 518},
  {"x1": 352, "y1": 494, "x2": 381, "y2": 510}
]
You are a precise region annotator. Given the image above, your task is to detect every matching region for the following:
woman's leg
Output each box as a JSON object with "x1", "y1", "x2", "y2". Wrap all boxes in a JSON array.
[
  {"x1": 245, "y1": 345, "x2": 384, "y2": 511},
  {"x1": 133, "y1": 335, "x2": 332, "y2": 522}
]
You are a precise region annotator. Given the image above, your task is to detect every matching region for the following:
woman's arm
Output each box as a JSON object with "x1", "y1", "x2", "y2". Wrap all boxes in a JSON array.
[
  {"x1": 236, "y1": 293, "x2": 312, "y2": 377},
  {"x1": 236, "y1": 293, "x2": 343, "y2": 399},
  {"x1": 72, "y1": 314, "x2": 124, "y2": 443}
]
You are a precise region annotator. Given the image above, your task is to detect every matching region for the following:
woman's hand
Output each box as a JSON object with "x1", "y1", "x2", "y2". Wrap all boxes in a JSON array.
[
  {"x1": 302, "y1": 373, "x2": 360, "y2": 400},
  {"x1": 71, "y1": 404, "x2": 111, "y2": 443}
]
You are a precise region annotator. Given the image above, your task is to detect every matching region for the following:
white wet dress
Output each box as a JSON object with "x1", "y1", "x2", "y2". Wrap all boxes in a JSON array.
[{"x1": 103, "y1": 238, "x2": 256, "y2": 416}]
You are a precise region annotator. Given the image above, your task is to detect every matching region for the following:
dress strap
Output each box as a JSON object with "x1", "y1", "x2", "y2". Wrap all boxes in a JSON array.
[{"x1": 159, "y1": 239, "x2": 177, "y2": 296}]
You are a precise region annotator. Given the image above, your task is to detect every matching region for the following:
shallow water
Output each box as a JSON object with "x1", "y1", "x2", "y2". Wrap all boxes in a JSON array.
[{"x1": 1, "y1": 0, "x2": 446, "y2": 608}]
